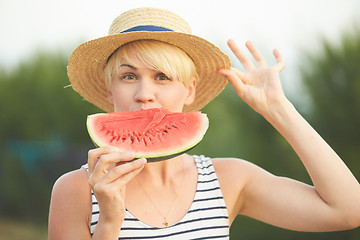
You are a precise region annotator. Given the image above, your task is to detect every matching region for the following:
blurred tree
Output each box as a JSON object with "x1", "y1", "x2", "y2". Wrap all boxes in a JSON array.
[
  {"x1": 0, "y1": 51, "x2": 101, "y2": 143},
  {"x1": 300, "y1": 26, "x2": 360, "y2": 180},
  {"x1": 291, "y1": 24, "x2": 360, "y2": 240},
  {"x1": 0, "y1": 50, "x2": 100, "y2": 223}
]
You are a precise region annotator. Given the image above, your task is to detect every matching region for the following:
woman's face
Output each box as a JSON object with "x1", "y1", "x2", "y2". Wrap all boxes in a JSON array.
[{"x1": 107, "y1": 54, "x2": 196, "y2": 113}]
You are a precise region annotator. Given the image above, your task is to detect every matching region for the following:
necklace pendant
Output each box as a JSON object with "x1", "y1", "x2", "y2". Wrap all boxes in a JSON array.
[{"x1": 163, "y1": 219, "x2": 169, "y2": 227}]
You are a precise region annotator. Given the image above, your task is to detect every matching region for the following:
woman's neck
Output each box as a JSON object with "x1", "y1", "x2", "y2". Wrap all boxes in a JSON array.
[{"x1": 136, "y1": 154, "x2": 191, "y2": 186}]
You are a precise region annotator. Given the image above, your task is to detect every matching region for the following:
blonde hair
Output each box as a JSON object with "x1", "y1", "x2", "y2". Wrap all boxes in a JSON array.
[{"x1": 104, "y1": 40, "x2": 198, "y2": 89}]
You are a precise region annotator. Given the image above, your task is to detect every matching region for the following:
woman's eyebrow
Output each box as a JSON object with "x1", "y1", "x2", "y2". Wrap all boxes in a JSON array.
[{"x1": 120, "y1": 64, "x2": 137, "y2": 70}]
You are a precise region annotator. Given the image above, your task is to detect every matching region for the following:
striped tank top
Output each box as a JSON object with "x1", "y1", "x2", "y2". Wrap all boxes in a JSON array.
[{"x1": 83, "y1": 155, "x2": 229, "y2": 239}]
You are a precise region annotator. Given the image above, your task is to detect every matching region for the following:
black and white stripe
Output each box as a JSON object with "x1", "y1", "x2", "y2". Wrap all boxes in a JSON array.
[{"x1": 84, "y1": 155, "x2": 229, "y2": 239}]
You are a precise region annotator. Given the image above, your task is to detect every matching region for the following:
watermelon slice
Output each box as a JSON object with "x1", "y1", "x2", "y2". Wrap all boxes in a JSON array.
[{"x1": 86, "y1": 108, "x2": 209, "y2": 162}]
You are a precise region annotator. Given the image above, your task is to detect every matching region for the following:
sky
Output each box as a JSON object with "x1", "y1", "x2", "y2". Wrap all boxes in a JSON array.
[{"x1": 1, "y1": 0, "x2": 359, "y2": 96}]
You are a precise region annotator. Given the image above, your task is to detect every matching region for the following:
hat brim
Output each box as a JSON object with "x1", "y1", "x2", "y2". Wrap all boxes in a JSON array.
[{"x1": 67, "y1": 31, "x2": 231, "y2": 112}]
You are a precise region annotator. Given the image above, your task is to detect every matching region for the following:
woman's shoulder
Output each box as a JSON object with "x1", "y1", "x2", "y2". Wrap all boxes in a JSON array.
[
  {"x1": 210, "y1": 158, "x2": 249, "y2": 192},
  {"x1": 50, "y1": 168, "x2": 91, "y2": 214},
  {"x1": 212, "y1": 157, "x2": 270, "y2": 186},
  {"x1": 211, "y1": 157, "x2": 264, "y2": 222},
  {"x1": 49, "y1": 168, "x2": 92, "y2": 238},
  {"x1": 53, "y1": 168, "x2": 89, "y2": 193},
  {"x1": 212, "y1": 157, "x2": 254, "y2": 174}
]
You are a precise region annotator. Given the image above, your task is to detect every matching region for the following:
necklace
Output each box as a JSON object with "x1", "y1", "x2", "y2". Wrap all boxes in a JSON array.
[{"x1": 135, "y1": 161, "x2": 185, "y2": 227}]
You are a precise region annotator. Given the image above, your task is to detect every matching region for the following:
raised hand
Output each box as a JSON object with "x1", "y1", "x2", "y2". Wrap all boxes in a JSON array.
[{"x1": 218, "y1": 39, "x2": 286, "y2": 117}]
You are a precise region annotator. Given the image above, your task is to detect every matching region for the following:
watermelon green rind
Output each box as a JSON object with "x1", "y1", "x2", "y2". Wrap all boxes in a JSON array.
[
  {"x1": 134, "y1": 145, "x2": 197, "y2": 162},
  {"x1": 86, "y1": 109, "x2": 209, "y2": 162}
]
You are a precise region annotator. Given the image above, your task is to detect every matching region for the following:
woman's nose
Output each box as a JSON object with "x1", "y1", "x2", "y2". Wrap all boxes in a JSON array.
[{"x1": 134, "y1": 80, "x2": 156, "y2": 104}]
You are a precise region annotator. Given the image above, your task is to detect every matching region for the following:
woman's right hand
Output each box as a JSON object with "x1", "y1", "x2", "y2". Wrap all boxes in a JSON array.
[{"x1": 87, "y1": 147, "x2": 147, "y2": 225}]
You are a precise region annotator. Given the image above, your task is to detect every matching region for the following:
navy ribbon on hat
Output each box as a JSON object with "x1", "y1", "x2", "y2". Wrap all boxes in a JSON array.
[
  {"x1": 106, "y1": 25, "x2": 174, "y2": 63},
  {"x1": 120, "y1": 25, "x2": 174, "y2": 33}
]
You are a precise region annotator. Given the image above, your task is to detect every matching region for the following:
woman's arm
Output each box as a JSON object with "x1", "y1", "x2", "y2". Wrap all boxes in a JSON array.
[
  {"x1": 48, "y1": 147, "x2": 146, "y2": 240},
  {"x1": 218, "y1": 40, "x2": 360, "y2": 231}
]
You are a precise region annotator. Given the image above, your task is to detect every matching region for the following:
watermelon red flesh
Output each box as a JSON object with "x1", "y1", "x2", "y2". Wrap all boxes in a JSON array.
[{"x1": 86, "y1": 108, "x2": 208, "y2": 160}]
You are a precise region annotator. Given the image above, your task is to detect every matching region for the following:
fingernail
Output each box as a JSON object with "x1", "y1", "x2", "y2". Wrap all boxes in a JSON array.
[{"x1": 137, "y1": 158, "x2": 147, "y2": 164}]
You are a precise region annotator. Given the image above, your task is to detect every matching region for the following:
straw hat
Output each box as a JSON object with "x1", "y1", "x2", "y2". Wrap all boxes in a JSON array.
[{"x1": 67, "y1": 7, "x2": 231, "y2": 112}]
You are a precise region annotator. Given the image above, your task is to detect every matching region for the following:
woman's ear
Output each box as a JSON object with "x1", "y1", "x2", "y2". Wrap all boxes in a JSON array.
[
  {"x1": 107, "y1": 90, "x2": 114, "y2": 104},
  {"x1": 184, "y1": 77, "x2": 196, "y2": 106}
]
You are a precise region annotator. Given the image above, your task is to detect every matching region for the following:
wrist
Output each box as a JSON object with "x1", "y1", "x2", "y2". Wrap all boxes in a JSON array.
[
  {"x1": 262, "y1": 97, "x2": 296, "y2": 127},
  {"x1": 92, "y1": 214, "x2": 125, "y2": 240},
  {"x1": 99, "y1": 210, "x2": 126, "y2": 227}
]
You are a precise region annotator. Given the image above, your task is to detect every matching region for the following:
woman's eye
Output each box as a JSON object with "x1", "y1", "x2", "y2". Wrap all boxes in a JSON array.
[
  {"x1": 121, "y1": 74, "x2": 136, "y2": 80},
  {"x1": 156, "y1": 74, "x2": 171, "y2": 81}
]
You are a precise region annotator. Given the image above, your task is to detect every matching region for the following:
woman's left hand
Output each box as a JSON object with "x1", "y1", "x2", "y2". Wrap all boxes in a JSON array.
[{"x1": 218, "y1": 39, "x2": 286, "y2": 116}]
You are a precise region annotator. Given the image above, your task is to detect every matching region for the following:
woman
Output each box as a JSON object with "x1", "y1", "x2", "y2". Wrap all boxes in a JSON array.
[{"x1": 48, "y1": 7, "x2": 360, "y2": 239}]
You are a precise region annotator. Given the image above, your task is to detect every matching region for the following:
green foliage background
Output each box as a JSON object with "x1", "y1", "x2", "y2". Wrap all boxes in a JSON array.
[{"x1": 0, "y1": 28, "x2": 359, "y2": 239}]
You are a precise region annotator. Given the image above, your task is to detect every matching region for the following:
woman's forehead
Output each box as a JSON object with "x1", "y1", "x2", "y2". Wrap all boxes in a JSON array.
[{"x1": 117, "y1": 56, "x2": 158, "y2": 72}]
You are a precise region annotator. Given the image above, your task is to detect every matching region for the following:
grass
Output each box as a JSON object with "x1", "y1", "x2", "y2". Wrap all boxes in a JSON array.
[{"x1": 0, "y1": 218, "x2": 47, "y2": 240}]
